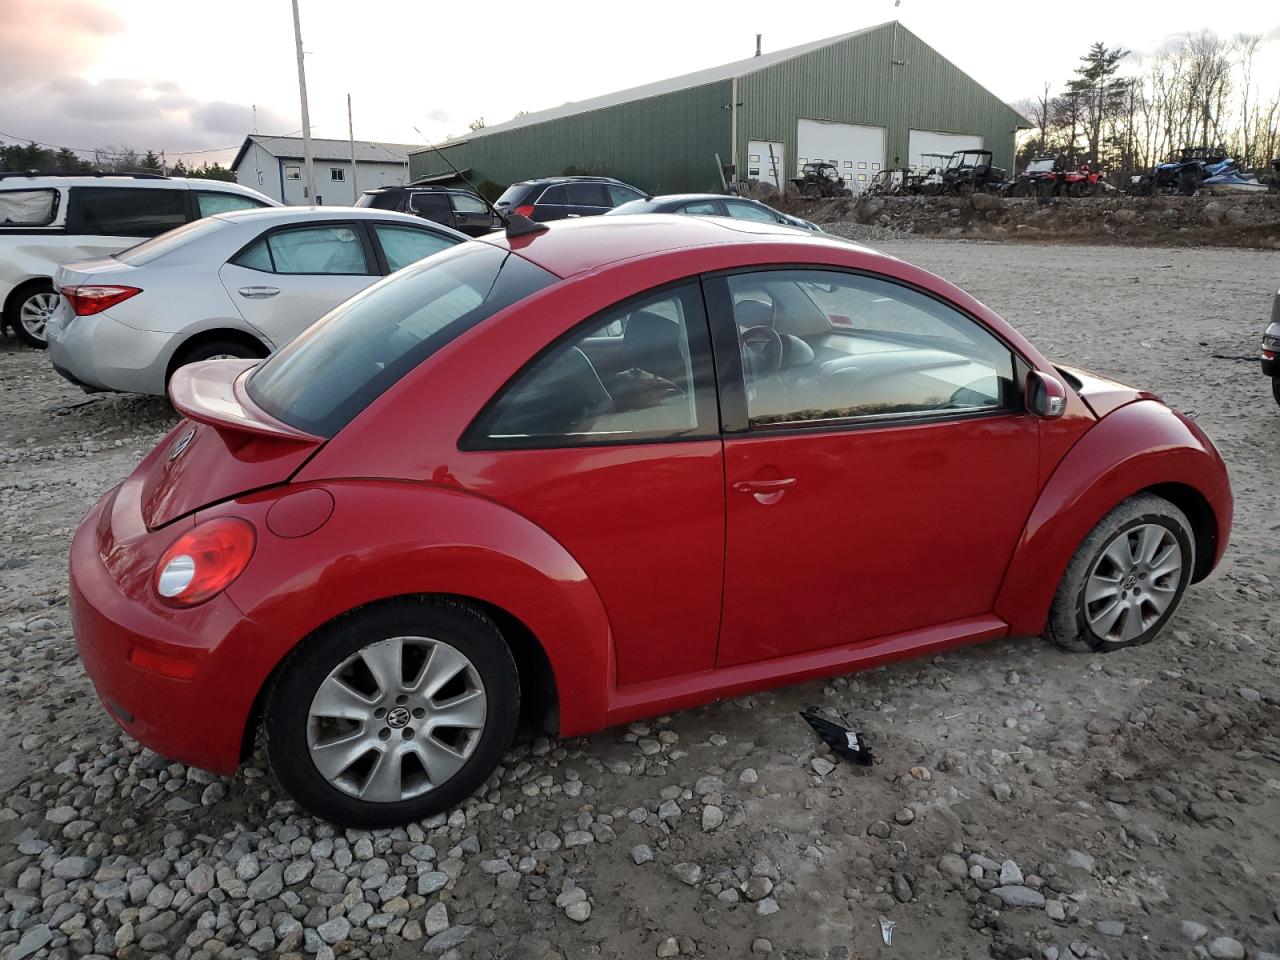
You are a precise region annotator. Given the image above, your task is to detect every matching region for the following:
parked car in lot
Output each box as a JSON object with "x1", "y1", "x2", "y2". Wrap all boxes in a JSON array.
[
  {"x1": 607, "y1": 193, "x2": 821, "y2": 232},
  {"x1": 69, "y1": 214, "x2": 1232, "y2": 827},
  {"x1": 46, "y1": 207, "x2": 464, "y2": 396},
  {"x1": 1262, "y1": 287, "x2": 1280, "y2": 407},
  {"x1": 493, "y1": 175, "x2": 646, "y2": 222},
  {"x1": 355, "y1": 184, "x2": 498, "y2": 236},
  {"x1": 0, "y1": 173, "x2": 276, "y2": 347}
]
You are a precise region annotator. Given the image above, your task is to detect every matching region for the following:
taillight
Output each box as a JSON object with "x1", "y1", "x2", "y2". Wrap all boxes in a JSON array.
[
  {"x1": 60, "y1": 285, "x2": 142, "y2": 316},
  {"x1": 514, "y1": 204, "x2": 535, "y2": 218},
  {"x1": 153, "y1": 517, "x2": 256, "y2": 607}
]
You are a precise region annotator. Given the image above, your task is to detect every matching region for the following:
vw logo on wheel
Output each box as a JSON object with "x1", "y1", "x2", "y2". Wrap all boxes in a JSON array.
[{"x1": 386, "y1": 707, "x2": 411, "y2": 729}]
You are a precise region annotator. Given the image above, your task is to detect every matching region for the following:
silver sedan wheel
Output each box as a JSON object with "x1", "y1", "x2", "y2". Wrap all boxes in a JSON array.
[
  {"x1": 1084, "y1": 523, "x2": 1183, "y2": 644},
  {"x1": 19, "y1": 291, "x2": 59, "y2": 342},
  {"x1": 306, "y1": 636, "x2": 487, "y2": 803}
]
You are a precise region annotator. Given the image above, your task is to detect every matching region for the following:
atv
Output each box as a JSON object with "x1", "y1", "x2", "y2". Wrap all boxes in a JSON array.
[
  {"x1": 1132, "y1": 145, "x2": 1227, "y2": 196},
  {"x1": 1008, "y1": 155, "x2": 1103, "y2": 197},
  {"x1": 941, "y1": 149, "x2": 1009, "y2": 195},
  {"x1": 790, "y1": 162, "x2": 853, "y2": 199}
]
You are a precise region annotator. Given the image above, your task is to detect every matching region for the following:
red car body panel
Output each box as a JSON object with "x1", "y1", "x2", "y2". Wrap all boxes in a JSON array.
[
  {"x1": 67, "y1": 216, "x2": 1234, "y2": 778},
  {"x1": 995, "y1": 400, "x2": 1232, "y2": 636}
]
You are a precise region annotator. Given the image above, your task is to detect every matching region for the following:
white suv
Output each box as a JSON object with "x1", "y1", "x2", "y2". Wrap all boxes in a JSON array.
[{"x1": 0, "y1": 173, "x2": 277, "y2": 346}]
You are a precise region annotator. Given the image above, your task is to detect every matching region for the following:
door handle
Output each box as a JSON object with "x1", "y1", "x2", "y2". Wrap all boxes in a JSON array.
[
  {"x1": 733, "y1": 478, "x2": 797, "y2": 494},
  {"x1": 237, "y1": 285, "x2": 280, "y2": 299}
]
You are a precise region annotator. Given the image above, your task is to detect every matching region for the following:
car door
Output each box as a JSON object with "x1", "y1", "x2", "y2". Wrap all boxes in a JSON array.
[
  {"x1": 218, "y1": 221, "x2": 378, "y2": 348},
  {"x1": 706, "y1": 267, "x2": 1040, "y2": 667},
  {"x1": 532, "y1": 184, "x2": 569, "y2": 221},
  {"x1": 563, "y1": 182, "x2": 611, "y2": 217},
  {"x1": 408, "y1": 192, "x2": 454, "y2": 229},
  {"x1": 459, "y1": 282, "x2": 725, "y2": 687},
  {"x1": 368, "y1": 222, "x2": 461, "y2": 273},
  {"x1": 447, "y1": 192, "x2": 494, "y2": 236}
]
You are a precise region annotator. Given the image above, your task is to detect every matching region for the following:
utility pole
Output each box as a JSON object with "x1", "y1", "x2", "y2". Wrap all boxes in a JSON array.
[
  {"x1": 291, "y1": 0, "x2": 316, "y2": 204},
  {"x1": 348, "y1": 93, "x2": 358, "y2": 203}
]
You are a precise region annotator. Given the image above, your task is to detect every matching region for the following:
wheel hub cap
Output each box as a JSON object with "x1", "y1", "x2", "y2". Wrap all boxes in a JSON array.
[
  {"x1": 20, "y1": 292, "x2": 59, "y2": 340},
  {"x1": 306, "y1": 636, "x2": 487, "y2": 803},
  {"x1": 1084, "y1": 523, "x2": 1183, "y2": 644}
]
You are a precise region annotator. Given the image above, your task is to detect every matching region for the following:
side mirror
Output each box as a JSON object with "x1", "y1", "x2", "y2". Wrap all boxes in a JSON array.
[{"x1": 1026, "y1": 370, "x2": 1068, "y2": 419}]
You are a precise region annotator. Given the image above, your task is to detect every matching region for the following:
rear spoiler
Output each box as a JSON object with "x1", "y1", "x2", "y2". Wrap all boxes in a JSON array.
[{"x1": 168, "y1": 359, "x2": 322, "y2": 444}]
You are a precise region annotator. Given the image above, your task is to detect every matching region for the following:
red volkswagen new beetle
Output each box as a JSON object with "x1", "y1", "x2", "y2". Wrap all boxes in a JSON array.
[{"x1": 70, "y1": 215, "x2": 1232, "y2": 826}]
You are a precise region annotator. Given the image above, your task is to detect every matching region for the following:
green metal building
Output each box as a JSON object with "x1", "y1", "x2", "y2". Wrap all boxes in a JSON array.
[{"x1": 409, "y1": 22, "x2": 1028, "y2": 195}]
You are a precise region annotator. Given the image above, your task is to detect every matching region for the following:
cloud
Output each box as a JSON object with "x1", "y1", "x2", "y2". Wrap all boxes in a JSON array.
[
  {"x1": 0, "y1": 0, "x2": 291, "y2": 163},
  {"x1": 425, "y1": 109, "x2": 449, "y2": 123}
]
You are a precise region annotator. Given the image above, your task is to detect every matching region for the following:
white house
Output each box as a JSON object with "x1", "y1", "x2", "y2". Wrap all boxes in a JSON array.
[{"x1": 231, "y1": 135, "x2": 422, "y2": 205}]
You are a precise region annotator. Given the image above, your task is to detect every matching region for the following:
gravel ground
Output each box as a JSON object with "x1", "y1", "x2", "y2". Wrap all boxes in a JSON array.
[{"x1": 1, "y1": 240, "x2": 1277, "y2": 960}]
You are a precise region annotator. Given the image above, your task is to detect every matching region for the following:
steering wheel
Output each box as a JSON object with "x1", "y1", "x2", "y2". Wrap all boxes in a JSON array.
[{"x1": 740, "y1": 325, "x2": 784, "y2": 380}]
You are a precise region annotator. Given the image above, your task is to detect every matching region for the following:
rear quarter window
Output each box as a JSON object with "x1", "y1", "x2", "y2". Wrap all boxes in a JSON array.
[
  {"x1": 68, "y1": 186, "x2": 187, "y2": 238},
  {"x1": 0, "y1": 189, "x2": 60, "y2": 227},
  {"x1": 246, "y1": 243, "x2": 556, "y2": 437}
]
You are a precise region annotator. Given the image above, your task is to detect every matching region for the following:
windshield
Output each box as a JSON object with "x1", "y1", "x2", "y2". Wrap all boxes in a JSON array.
[
  {"x1": 113, "y1": 217, "x2": 227, "y2": 266},
  {"x1": 1026, "y1": 158, "x2": 1056, "y2": 173},
  {"x1": 246, "y1": 242, "x2": 556, "y2": 437}
]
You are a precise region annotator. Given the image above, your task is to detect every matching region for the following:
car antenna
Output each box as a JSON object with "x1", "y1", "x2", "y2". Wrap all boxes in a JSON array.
[{"x1": 412, "y1": 124, "x2": 507, "y2": 226}]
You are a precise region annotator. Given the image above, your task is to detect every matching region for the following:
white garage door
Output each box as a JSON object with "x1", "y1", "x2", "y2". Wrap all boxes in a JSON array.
[
  {"x1": 745, "y1": 140, "x2": 785, "y2": 189},
  {"x1": 796, "y1": 119, "x2": 885, "y2": 193},
  {"x1": 908, "y1": 130, "x2": 984, "y2": 168}
]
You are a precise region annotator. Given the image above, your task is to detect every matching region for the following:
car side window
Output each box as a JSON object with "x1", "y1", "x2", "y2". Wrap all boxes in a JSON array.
[
  {"x1": 68, "y1": 187, "x2": 187, "y2": 237},
  {"x1": 449, "y1": 193, "x2": 489, "y2": 214},
  {"x1": 725, "y1": 201, "x2": 780, "y2": 223},
  {"x1": 680, "y1": 200, "x2": 721, "y2": 215},
  {"x1": 721, "y1": 270, "x2": 1016, "y2": 428},
  {"x1": 607, "y1": 184, "x2": 644, "y2": 206},
  {"x1": 564, "y1": 183, "x2": 609, "y2": 207},
  {"x1": 470, "y1": 283, "x2": 716, "y2": 448},
  {"x1": 410, "y1": 193, "x2": 451, "y2": 219},
  {"x1": 233, "y1": 225, "x2": 370, "y2": 275},
  {"x1": 372, "y1": 224, "x2": 458, "y2": 272},
  {"x1": 537, "y1": 185, "x2": 567, "y2": 205},
  {"x1": 195, "y1": 192, "x2": 265, "y2": 217},
  {"x1": 0, "y1": 189, "x2": 59, "y2": 226}
]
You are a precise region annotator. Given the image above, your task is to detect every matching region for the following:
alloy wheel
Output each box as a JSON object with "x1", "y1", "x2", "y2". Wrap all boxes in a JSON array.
[
  {"x1": 306, "y1": 636, "x2": 487, "y2": 803},
  {"x1": 1083, "y1": 522, "x2": 1184, "y2": 644},
  {"x1": 19, "y1": 291, "x2": 59, "y2": 342}
]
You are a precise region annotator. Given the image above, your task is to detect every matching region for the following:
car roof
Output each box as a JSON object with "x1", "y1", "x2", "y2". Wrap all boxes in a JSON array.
[
  {"x1": 512, "y1": 175, "x2": 626, "y2": 186},
  {"x1": 210, "y1": 205, "x2": 463, "y2": 231},
  {"x1": 367, "y1": 184, "x2": 477, "y2": 194},
  {"x1": 0, "y1": 175, "x2": 267, "y2": 195},
  {"x1": 480, "y1": 213, "x2": 863, "y2": 279}
]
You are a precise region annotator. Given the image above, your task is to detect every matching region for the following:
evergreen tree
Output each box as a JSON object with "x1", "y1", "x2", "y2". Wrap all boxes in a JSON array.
[
  {"x1": 1066, "y1": 42, "x2": 1129, "y2": 165},
  {"x1": 141, "y1": 150, "x2": 163, "y2": 172},
  {"x1": 170, "y1": 158, "x2": 189, "y2": 177},
  {"x1": 53, "y1": 147, "x2": 87, "y2": 172},
  {"x1": 189, "y1": 161, "x2": 235, "y2": 182}
]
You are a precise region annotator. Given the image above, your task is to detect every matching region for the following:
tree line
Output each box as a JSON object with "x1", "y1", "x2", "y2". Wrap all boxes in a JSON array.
[
  {"x1": 1014, "y1": 31, "x2": 1278, "y2": 180},
  {"x1": 0, "y1": 142, "x2": 235, "y2": 181}
]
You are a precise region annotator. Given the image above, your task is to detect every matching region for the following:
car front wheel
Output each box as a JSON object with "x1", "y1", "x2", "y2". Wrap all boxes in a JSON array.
[
  {"x1": 1045, "y1": 493, "x2": 1195, "y2": 652},
  {"x1": 264, "y1": 598, "x2": 520, "y2": 827}
]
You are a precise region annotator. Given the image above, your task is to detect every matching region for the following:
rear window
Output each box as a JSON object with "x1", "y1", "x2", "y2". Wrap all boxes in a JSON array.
[
  {"x1": 357, "y1": 191, "x2": 402, "y2": 210},
  {"x1": 246, "y1": 243, "x2": 556, "y2": 437},
  {"x1": 113, "y1": 217, "x2": 226, "y2": 266},
  {"x1": 0, "y1": 189, "x2": 59, "y2": 226},
  {"x1": 69, "y1": 186, "x2": 187, "y2": 238}
]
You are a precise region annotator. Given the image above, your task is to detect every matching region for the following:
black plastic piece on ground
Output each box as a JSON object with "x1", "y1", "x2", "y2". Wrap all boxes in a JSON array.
[{"x1": 800, "y1": 708, "x2": 874, "y2": 765}]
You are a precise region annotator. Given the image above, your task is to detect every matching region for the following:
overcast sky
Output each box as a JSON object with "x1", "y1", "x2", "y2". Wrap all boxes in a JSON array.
[{"x1": 1, "y1": 0, "x2": 1277, "y2": 164}]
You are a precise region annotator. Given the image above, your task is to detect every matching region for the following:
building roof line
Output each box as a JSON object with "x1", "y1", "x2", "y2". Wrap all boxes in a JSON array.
[
  {"x1": 410, "y1": 23, "x2": 892, "y2": 156},
  {"x1": 232, "y1": 135, "x2": 422, "y2": 171}
]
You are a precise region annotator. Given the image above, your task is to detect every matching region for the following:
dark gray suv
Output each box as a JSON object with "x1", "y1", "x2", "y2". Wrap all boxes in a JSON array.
[
  {"x1": 357, "y1": 185, "x2": 497, "y2": 237},
  {"x1": 494, "y1": 176, "x2": 646, "y2": 222}
]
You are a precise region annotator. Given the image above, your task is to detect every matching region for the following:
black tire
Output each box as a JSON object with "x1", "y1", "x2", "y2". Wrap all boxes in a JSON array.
[
  {"x1": 263, "y1": 598, "x2": 520, "y2": 828},
  {"x1": 167, "y1": 337, "x2": 265, "y2": 385},
  {"x1": 1045, "y1": 494, "x2": 1195, "y2": 653},
  {"x1": 7, "y1": 280, "x2": 57, "y2": 348},
  {"x1": 1179, "y1": 169, "x2": 1199, "y2": 196},
  {"x1": 1067, "y1": 181, "x2": 1089, "y2": 198},
  {"x1": 1272, "y1": 376, "x2": 1280, "y2": 408}
]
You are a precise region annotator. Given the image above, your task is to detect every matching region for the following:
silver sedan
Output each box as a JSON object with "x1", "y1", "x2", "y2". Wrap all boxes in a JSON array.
[{"x1": 46, "y1": 206, "x2": 466, "y2": 396}]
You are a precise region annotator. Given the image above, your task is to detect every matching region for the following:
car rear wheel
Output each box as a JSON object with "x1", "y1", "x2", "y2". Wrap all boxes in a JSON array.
[
  {"x1": 1045, "y1": 494, "x2": 1194, "y2": 653},
  {"x1": 9, "y1": 281, "x2": 58, "y2": 348},
  {"x1": 1272, "y1": 377, "x2": 1280, "y2": 408},
  {"x1": 167, "y1": 337, "x2": 266, "y2": 386},
  {"x1": 264, "y1": 598, "x2": 520, "y2": 827}
]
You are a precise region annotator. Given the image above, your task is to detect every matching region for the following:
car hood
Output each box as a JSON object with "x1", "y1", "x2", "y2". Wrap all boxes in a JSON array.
[
  {"x1": 139, "y1": 359, "x2": 324, "y2": 529},
  {"x1": 1054, "y1": 363, "x2": 1160, "y2": 419}
]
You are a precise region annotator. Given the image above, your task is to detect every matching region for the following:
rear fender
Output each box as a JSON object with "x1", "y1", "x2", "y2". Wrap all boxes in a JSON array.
[
  {"x1": 213, "y1": 481, "x2": 615, "y2": 737},
  {"x1": 996, "y1": 401, "x2": 1231, "y2": 636}
]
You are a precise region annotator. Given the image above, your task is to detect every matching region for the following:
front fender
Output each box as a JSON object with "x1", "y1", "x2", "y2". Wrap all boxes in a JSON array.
[
  {"x1": 211, "y1": 480, "x2": 615, "y2": 738},
  {"x1": 996, "y1": 401, "x2": 1231, "y2": 636}
]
